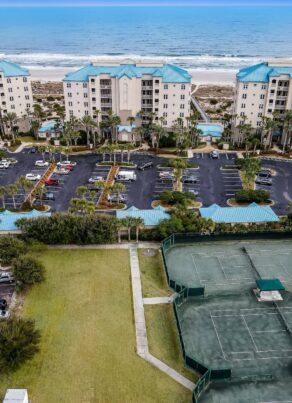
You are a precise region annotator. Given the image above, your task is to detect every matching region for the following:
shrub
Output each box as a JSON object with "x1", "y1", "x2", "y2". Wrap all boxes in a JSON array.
[
  {"x1": 17, "y1": 213, "x2": 119, "y2": 244},
  {"x1": 159, "y1": 132, "x2": 176, "y2": 148},
  {"x1": 160, "y1": 191, "x2": 195, "y2": 206},
  {"x1": 235, "y1": 189, "x2": 270, "y2": 203},
  {"x1": 12, "y1": 255, "x2": 45, "y2": 291},
  {"x1": 210, "y1": 99, "x2": 218, "y2": 105},
  {"x1": 0, "y1": 236, "x2": 27, "y2": 266},
  {"x1": 0, "y1": 318, "x2": 40, "y2": 372}
]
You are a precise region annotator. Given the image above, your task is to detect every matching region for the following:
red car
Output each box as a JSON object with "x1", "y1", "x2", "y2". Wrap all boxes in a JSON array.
[
  {"x1": 45, "y1": 179, "x2": 59, "y2": 186},
  {"x1": 59, "y1": 164, "x2": 74, "y2": 171}
]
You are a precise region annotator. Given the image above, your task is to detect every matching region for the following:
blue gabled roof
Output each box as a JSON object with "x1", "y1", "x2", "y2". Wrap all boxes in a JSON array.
[
  {"x1": 0, "y1": 60, "x2": 30, "y2": 77},
  {"x1": 199, "y1": 203, "x2": 279, "y2": 224},
  {"x1": 0, "y1": 210, "x2": 51, "y2": 232},
  {"x1": 237, "y1": 62, "x2": 292, "y2": 83},
  {"x1": 64, "y1": 63, "x2": 191, "y2": 83},
  {"x1": 116, "y1": 206, "x2": 170, "y2": 226}
]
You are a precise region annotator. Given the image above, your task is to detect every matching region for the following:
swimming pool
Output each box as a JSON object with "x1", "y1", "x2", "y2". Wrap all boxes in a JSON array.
[{"x1": 197, "y1": 123, "x2": 224, "y2": 138}]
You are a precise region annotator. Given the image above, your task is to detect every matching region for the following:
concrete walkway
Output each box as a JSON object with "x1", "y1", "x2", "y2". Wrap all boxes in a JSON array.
[
  {"x1": 48, "y1": 242, "x2": 160, "y2": 250},
  {"x1": 129, "y1": 245, "x2": 195, "y2": 391},
  {"x1": 143, "y1": 294, "x2": 177, "y2": 305},
  {"x1": 191, "y1": 95, "x2": 210, "y2": 123}
]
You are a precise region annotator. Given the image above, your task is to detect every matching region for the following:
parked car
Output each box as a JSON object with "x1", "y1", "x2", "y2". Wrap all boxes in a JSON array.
[
  {"x1": 88, "y1": 176, "x2": 104, "y2": 184},
  {"x1": 55, "y1": 168, "x2": 69, "y2": 175},
  {"x1": 35, "y1": 160, "x2": 49, "y2": 167},
  {"x1": 0, "y1": 159, "x2": 11, "y2": 166},
  {"x1": 0, "y1": 299, "x2": 7, "y2": 310},
  {"x1": 255, "y1": 176, "x2": 272, "y2": 186},
  {"x1": 210, "y1": 150, "x2": 219, "y2": 159},
  {"x1": 181, "y1": 176, "x2": 198, "y2": 184},
  {"x1": 58, "y1": 164, "x2": 74, "y2": 171},
  {"x1": 188, "y1": 189, "x2": 199, "y2": 197},
  {"x1": 0, "y1": 272, "x2": 14, "y2": 284},
  {"x1": 159, "y1": 171, "x2": 174, "y2": 179},
  {"x1": 26, "y1": 173, "x2": 41, "y2": 181},
  {"x1": 116, "y1": 171, "x2": 137, "y2": 181},
  {"x1": 108, "y1": 194, "x2": 126, "y2": 203},
  {"x1": 36, "y1": 192, "x2": 55, "y2": 201},
  {"x1": 45, "y1": 179, "x2": 60, "y2": 186},
  {"x1": 30, "y1": 146, "x2": 37, "y2": 153},
  {"x1": 137, "y1": 162, "x2": 154, "y2": 170},
  {"x1": 57, "y1": 161, "x2": 77, "y2": 167},
  {"x1": 0, "y1": 161, "x2": 10, "y2": 169},
  {"x1": 257, "y1": 170, "x2": 271, "y2": 178}
]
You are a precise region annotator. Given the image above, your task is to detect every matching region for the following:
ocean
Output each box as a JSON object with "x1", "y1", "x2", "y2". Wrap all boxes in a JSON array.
[{"x1": 0, "y1": 6, "x2": 292, "y2": 72}]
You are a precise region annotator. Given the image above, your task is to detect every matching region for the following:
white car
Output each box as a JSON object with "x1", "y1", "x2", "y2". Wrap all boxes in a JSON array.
[
  {"x1": 0, "y1": 159, "x2": 11, "y2": 166},
  {"x1": 88, "y1": 176, "x2": 104, "y2": 184},
  {"x1": 57, "y1": 161, "x2": 77, "y2": 166},
  {"x1": 55, "y1": 168, "x2": 69, "y2": 175},
  {"x1": 26, "y1": 173, "x2": 41, "y2": 181},
  {"x1": 35, "y1": 160, "x2": 49, "y2": 167},
  {"x1": 0, "y1": 162, "x2": 10, "y2": 169}
]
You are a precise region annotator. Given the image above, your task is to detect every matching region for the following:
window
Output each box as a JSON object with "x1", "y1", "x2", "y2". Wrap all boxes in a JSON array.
[
  {"x1": 67, "y1": 83, "x2": 71, "y2": 88},
  {"x1": 9, "y1": 96, "x2": 14, "y2": 101},
  {"x1": 84, "y1": 93, "x2": 88, "y2": 98},
  {"x1": 267, "y1": 109, "x2": 272, "y2": 113},
  {"x1": 155, "y1": 80, "x2": 159, "y2": 84},
  {"x1": 181, "y1": 84, "x2": 185, "y2": 90},
  {"x1": 155, "y1": 89, "x2": 159, "y2": 94},
  {"x1": 242, "y1": 93, "x2": 247, "y2": 99},
  {"x1": 257, "y1": 121, "x2": 261, "y2": 127},
  {"x1": 260, "y1": 94, "x2": 265, "y2": 99},
  {"x1": 163, "y1": 104, "x2": 168, "y2": 109},
  {"x1": 8, "y1": 88, "x2": 13, "y2": 93},
  {"x1": 270, "y1": 89, "x2": 275, "y2": 94},
  {"x1": 26, "y1": 103, "x2": 30, "y2": 108},
  {"x1": 180, "y1": 104, "x2": 185, "y2": 109},
  {"x1": 92, "y1": 106, "x2": 96, "y2": 110},
  {"x1": 262, "y1": 84, "x2": 266, "y2": 90},
  {"x1": 258, "y1": 112, "x2": 262, "y2": 117},
  {"x1": 259, "y1": 104, "x2": 264, "y2": 109},
  {"x1": 241, "y1": 104, "x2": 246, "y2": 108},
  {"x1": 83, "y1": 83, "x2": 87, "y2": 88},
  {"x1": 92, "y1": 97, "x2": 96, "y2": 102},
  {"x1": 69, "y1": 110, "x2": 73, "y2": 116},
  {"x1": 164, "y1": 85, "x2": 168, "y2": 90},
  {"x1": 181, "y1": 95, "x2": 185, "y2": 100},
  {"x1": 11, "y1": 105, "x2": 15, "y2": 109},
  {"x1": 85, "y1": 111, "x2": 89, "y2": 115},
  {"x1": 84, "y1": 102, "x2": 88, "y2": 107},
  {"x1": 180, "y1": 112, "x2": 184, "y2": 117},
  {"x1": 91, "y1": 88, "x2": 95, "y2": 93},
  {"x1": 240, "y1": 112, "x2": 245, "y2": 116},
  {"x1": 239, "y1": 120, "x2": 244, "y2": 125},
  {"x1": 269, "y1": 99, "x2": 273, "y2": 104},
  {"x1": 68, "y1": 93, "x2": 72, "y2": 98},
  {"x1": 243, "y1": 84, "x2": 248, "y2": 89},
  {"x1": 272, "y1": 79, "x2": 276, "y2": 84},
  {"x1": 7, "y1": 78, "x2": 11, "y2": 84},
  {"x1": 25, "y1": 95, "x2": 30, "y2": 100},
  {"x1": 24, "y1": 87, "x2": 29, "y2": 92},
  {"x1": 91, "y1": 78, "x2": 95, "y2": 83},
  {"x1": 163, "y1": 112, "x2": 168, "y2": 117},
  {"x1": 23, "y1": 77, "x2": 27, "y2": 83},
  {"x1": 163, "y1": 94, "x2": 168, "y2": 99},
  {"x1": 68, "y1": 101, "x2": 73, "y2": 106}
]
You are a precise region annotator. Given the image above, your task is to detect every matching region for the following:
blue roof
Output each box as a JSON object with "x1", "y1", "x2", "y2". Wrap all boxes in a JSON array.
[
  {"x1": 0, "y1": 210, "x2": 51, "y2": 232},
  {"x1": 237, "y1": 62, "x2": 292, "y2": 83},
  {"x1": 64, "y1": 63, "x2": 191, "y2": 83},
  {"x1": 117, "y1": 125, "x2": 137, "y2": 133},
  {"x1": 199, "y1": 203, "x2": 279, "y2": 224},
  {"x1": 197, "y1": 123, "x2": 223, "y2": 138},
  {"x1": 0, "y1": 60, "x2": 30, "y2": 77},
  {"x1": 116, "y1": 206, "x2": 170, "y2": 226}
]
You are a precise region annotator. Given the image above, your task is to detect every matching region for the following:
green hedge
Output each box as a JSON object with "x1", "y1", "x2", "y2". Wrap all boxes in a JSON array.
[{"x1": 235, "y1": 189, "x2": 270, "y2": 203}]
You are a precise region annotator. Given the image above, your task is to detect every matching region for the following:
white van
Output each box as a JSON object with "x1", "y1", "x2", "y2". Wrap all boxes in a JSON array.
[{"x1": 116, "y1": 170, "x2": 137, "y2": 181}]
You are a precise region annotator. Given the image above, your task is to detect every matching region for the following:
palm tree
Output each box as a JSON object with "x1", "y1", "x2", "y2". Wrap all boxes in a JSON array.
[
  {"x1": 80, "y1": 115, "x2": 96, "y2": 146},
  {"x1": 127, "y1": 116, "x2": 135, "y2": 127},
  {"x1": 71, "y1": 130, "x2": 81, "y2": 147},
  {"x1": 282, "y1": 110, "x2": 292, "y2": 151},
  {"x1": 134, "y1": 126, "x2": 145, "y2": 146},
  {"x1": 31, "y1": 120, "x2": 41, "y2": 140},
  {"x1": 3, "y1": 112, "x2": 18, "y2": 142},
  {"x1": 33, "y1": 104, "x2": 46, "y2": 122},
  {"x1": 0, "y1": 186, "x2": 7, "y2": 209},
  {"x1": 76, "y1": 186, "x2": 88, "y2": 199},
  {"x1": 16, "y1": 176, "x2": 34, "y2": 203},
  {"x1": 38, "y1": 146, "x2": 46, "y2": 162},
  {"x1": 171, "y1": 158, "x2": 188, "y2": 191},
  {"x1": 125, "y1": 143, "x2": 135, "y2": 162},
  {"x1": 0, "y1": 106, "x2": 6, "y2": 137},
  {"x1": 85, "y1": 201, "x2": 96, "y2": 214},
  {"x1": 112, "y1": 182, "x2": 126, "y2": 202},
  {"x1": 260, "y1": 116, "x2": 279, "y2": 150},
  {"x1": 7, "y1": 184, "x2": 18, "y2": 209},
  {"x1": 132, "y1": 217, "x2": 144, "y2": 242},
  {"x1": 34, "y1": 185, "x2": 47, "y2": 206}
]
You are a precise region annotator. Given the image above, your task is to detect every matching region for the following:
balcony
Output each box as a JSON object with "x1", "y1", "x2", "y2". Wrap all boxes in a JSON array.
[
  {"x1": 101, "y1": 103, "x2": 112, "y2": 108},
  {"x1": 100, "y1": 85, "x2": 111, "y2": 90},
  {"x1": 142, "y1": 86, "x2": 153, "y2": 90},
  {"x1": 141, "y1": 95, "x2": 153, "y2": 99},
  {"x1": 276, "y1": 96, "x2": 287, "y2": 101}
]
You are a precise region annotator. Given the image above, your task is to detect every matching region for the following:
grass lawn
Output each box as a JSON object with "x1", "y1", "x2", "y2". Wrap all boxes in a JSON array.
[
  {"x1": 138, "y1": 249, "x2": 171, "y2": 298},
  {"x1": 20, "y1": 136, "x2": 46, "y2": 143},
  {"x1": 145, "y1": 304, "x2": 199, "y2": 383},
  {"x1": 0, "y1": 250, "x2": 191, "y2": 403}
]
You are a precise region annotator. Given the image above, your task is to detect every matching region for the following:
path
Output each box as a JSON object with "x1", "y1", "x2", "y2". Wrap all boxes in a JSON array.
[
  {"x1": 191, "y1": 95, "x2": 210, "y2": 123},
  {"x1": 129, "y1": 244, "x2": 195, "y2": 391},
  {"x1": 143, "y1": 294, "x2": 177, "y2": 305}
]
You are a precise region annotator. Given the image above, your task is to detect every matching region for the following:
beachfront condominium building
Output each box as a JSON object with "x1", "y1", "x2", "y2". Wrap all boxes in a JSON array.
[
  {"x1": 233, "y1": 60, "x2": 292, "y2": 140},
  {"x1": 0, "y1": 60, "x2": 33, "y2": 119},
  {"x1": 63, "y1": 59, "x2": 192, "y2": 128}
]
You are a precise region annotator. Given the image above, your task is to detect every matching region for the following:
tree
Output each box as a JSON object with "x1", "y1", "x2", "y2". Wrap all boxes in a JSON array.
[
  {"x1": 33, "y1": 103, "x2": 46, "y2": 122},
  {"x1": 0, "y1": 236, "x2": 27, "y2": 266},
  {"x1": 12, "y1": 255, "x2": 45, "y2": 291},
  {"x1": 112, "y1": 182, "x2": 126, "y2": 201},
  {"x1": 34, "y1": 185, "x2": 47, "y2": 206},
  {"x1": 171, "y1": 158, "x2": 188, "y2": 191},
  {"x1": 31, "y1": 120, "x2": 41, "y2": 140},
  {"x1": 7, "y1": 184, "x2": 18, "y2": 209},
  {"x1": 282, "y1": 110, "x2": 292, "y2": 151},
  {"x1": 237, "y1": 157, "x2": 261, "y2": 189},
  {"x1": 0, "y1": 318, "x2": 41, "y2": 372},
  {"x1": 124, "y1": 143, "x2": 135, "y2": 162},
  {"x1": 132, "y1": 217, "x2": 144, "y2": 242},
  {"x1": 80, "y1": 115, "x2": 96, "y2": 146},
  {"x1": 0, "y1": 186, "x2": 7, "y2": 209},
  {"x1": 260, "y1": 116, "x2": 279, "y2": 149},
  {"x1": 76, "y1": 186, "x2": 88, "y2": 199},
  {"x1": 16, "y1": 176, "x2": 34, "y2": 204},
  {"x1": 3, "y1": 112, "x2": 18, "y2": 142}
]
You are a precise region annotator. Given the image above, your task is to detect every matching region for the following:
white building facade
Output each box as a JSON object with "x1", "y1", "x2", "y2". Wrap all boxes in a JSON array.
[
  {"x1": 234, "y1": 60, "x2": 292, "y2": 133},
  {"x1": 63, "y1": 59, "x2": 192, "y2": 128},
  {"x1": 0, "y1": 60, "x2": 33, "y2": 119}
]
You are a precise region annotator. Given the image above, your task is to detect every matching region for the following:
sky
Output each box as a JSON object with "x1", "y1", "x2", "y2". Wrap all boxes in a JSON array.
[{"x1": 0, "y1": 0, "x2": 292, "y2": 5}]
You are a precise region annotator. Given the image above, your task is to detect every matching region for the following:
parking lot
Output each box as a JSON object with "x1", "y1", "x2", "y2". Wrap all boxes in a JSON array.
[
  {"x1": 1, "y1": 149, "x2": 291, "y2": 214},
  {"x1": 257, "y1": 158, "x2": 292, "y2": 215}
]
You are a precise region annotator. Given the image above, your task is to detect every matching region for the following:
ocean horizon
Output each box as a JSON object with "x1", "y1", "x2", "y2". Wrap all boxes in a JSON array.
[{"x1": 0, "y1": 6, "x2": 292, "y2": 72}]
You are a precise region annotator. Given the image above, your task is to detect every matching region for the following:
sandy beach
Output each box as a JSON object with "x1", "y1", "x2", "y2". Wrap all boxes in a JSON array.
[{"x1": 29, "y1": 67, "x2": 236, "y2": 86}]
